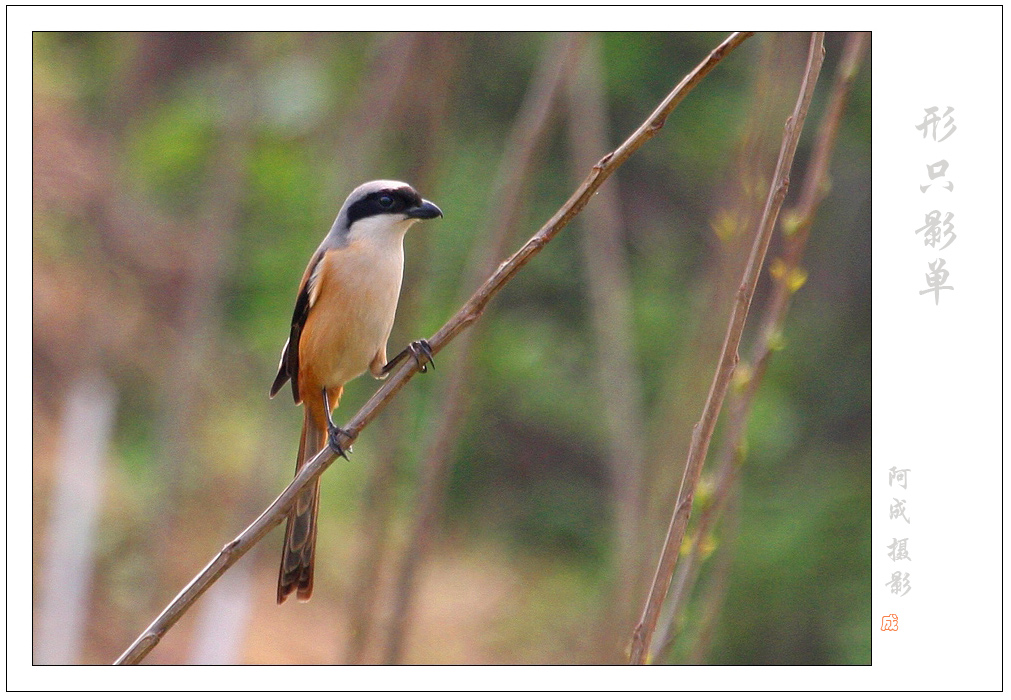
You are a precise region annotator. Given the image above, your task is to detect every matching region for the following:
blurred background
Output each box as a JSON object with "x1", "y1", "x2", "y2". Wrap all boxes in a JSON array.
[{"x1": 32, "y1": 31, "x2": 870, "y2": 665}]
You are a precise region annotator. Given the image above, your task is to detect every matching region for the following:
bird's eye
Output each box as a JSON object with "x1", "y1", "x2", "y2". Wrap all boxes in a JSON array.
[{"x1": 378, "y1": 195, "x2": 394, "y2": 209}]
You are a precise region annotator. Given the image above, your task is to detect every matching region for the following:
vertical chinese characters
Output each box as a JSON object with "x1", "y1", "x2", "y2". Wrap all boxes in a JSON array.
[
  {"x1": 885, "y1": 468, "x2": 912, "y2": 600},
  {"x1": 914, "y1": 107, "x2": 958, "y2": 304}
]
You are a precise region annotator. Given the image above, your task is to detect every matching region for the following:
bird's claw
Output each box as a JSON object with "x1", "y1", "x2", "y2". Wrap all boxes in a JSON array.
[
  {"x1": 408, "y1": 339, "x2": 435, "y2": 373},
  {"x1": 327, "y1": 422, "x2": 354, "y2": 461}
]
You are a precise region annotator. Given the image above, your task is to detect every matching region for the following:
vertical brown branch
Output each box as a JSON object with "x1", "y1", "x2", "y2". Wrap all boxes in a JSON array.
[{"x1": 628, "y1": 31, "x2": 825, "y2": 666}]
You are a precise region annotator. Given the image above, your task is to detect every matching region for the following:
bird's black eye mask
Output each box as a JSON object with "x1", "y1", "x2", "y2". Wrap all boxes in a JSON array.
[{"x1": 346, "y1": 187, "x2": 421, "y2": 226}]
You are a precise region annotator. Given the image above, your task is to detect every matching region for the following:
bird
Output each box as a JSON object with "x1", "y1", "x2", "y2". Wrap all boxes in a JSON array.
[{"x1": 269, "y1": 179, "x2": 442, "y2": 603}]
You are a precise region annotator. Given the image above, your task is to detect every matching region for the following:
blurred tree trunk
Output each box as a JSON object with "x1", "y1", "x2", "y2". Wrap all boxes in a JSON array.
[
  {"x1": 381, "y1": 33, "x2": 583, "y2": 664},
  {"x1": 35, "y1": 372, "x2": 117, "y2": 664},
  {"x1": 564, "y1": 34, "x2": 648, "y2": 662},
  {"x1": 154, "y1": 34, "x2": 255, "y2": 511}
]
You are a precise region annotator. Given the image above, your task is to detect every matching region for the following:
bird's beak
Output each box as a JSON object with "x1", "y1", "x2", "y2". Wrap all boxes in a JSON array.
[{"x1": 405, "y1": 199, "x2": 443, "y2": 220}]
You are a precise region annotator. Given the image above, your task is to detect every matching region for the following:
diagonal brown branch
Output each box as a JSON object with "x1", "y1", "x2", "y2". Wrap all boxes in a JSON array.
[
  {"x1": 628, "y1": 31, "x2": 825, "y2": 666},
  {"x1": 113, "y1": 30, "x2": 754, "y2": 665}
]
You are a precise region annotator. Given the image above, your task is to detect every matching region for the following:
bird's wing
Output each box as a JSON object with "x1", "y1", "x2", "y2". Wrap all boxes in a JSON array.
[{"x1": 270, "y1": 248, "x2": 325, "y2": 403}]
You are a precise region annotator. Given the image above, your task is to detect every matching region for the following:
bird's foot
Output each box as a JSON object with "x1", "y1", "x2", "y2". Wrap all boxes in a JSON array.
[{"x1": 321, "y1": 387, "x2": 353, "y2": 460}]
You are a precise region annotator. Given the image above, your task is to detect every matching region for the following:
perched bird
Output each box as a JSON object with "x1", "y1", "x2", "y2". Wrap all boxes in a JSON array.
[{"x1": 270, "y1": 180, "x2": 442, "y2": 603}]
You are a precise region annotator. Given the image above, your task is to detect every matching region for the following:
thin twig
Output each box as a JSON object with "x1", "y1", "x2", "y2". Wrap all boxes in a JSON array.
[
  {"x1": 686, "y1": 485, "x2": 739, "y2": 664},
  {"x1": 113, "y1": 30, "x2": 753, "y2": 665},
  {"x1": 628, "y1": 31, "x2": 824, "y2": 666},
  {"x1": 743, "y1": 31, "x2": 868, "y2": 397}
]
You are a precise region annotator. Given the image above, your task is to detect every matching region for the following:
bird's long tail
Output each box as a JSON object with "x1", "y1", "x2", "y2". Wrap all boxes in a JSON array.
[{"x1": 277, "y1": 404, "x2": 325, "y2": 603}]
